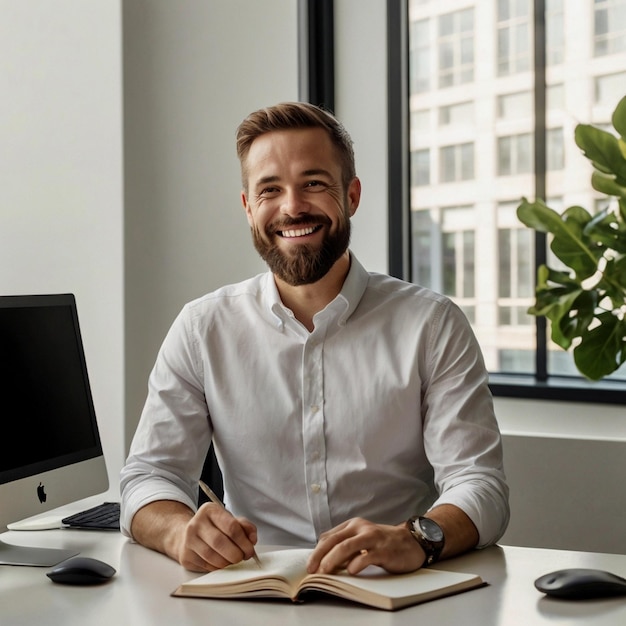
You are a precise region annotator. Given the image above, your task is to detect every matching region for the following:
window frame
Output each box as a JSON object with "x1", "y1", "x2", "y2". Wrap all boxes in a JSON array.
[{"x1": 387, "y1": 0, "x2": 626, "y2": 405}]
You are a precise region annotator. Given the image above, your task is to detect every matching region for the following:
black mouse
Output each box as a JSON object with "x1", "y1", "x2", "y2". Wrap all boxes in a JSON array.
[
  {"x1": 46, "y1": 556, "x2": 116, "y2": 585},
  {"x1": 535, "y1": 568, "x2": 626, "y2": 599}
]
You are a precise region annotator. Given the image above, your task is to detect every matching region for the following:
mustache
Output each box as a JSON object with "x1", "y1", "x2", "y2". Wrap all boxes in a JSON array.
[{"x1": 267, "y1": 214, "x2": 331, "y2": 235}]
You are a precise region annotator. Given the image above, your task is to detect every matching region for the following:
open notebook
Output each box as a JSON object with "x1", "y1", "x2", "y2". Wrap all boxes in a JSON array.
[{"x1": 172, "y1": 548, "x2": 485, "y2": 611}]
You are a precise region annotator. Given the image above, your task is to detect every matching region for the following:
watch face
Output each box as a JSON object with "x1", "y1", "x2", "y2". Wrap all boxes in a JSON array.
[{"x1": 419, "y1": 517, "x2": 444, "y2": 542}]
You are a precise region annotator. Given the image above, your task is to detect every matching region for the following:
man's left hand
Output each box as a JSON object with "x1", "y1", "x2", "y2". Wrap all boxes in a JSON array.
[{"x1": 306, "y1": 517, "x2": 425, "y2": 575}]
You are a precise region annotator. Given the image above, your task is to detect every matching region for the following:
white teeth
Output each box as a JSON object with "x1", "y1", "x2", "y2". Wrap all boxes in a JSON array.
[{"x1": 281, "y1": 226, "x2": 316, "y2": 238}]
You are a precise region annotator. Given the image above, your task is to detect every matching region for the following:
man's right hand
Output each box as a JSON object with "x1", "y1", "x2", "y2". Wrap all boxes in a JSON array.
[
  {"x1": 178, "y1": 502, "x2": 258, "y2": 571},
  {"x1": 130, "y1": 500, "x2": 258, "y2": 572}
]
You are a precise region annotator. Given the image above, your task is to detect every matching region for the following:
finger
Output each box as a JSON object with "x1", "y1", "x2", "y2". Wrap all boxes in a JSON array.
[
  {"x1": 344, "y1": 549, "x2": 372, "y2": 575},
  {"x1": 307, "y1": 520, "x2": 365, "y2": 573},
  {"x1": 191, "y1": 505, "x2": 255, "y2": 567}
]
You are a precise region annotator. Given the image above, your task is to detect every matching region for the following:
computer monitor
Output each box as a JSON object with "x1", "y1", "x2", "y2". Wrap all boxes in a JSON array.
[{"x1": 0, "y1": 293, "x2": 109, "y2": 563}]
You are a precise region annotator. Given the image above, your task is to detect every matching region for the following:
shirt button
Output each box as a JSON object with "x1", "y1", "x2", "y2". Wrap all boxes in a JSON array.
[
  {"x1": 311, "y1": 483, "x2": 321, "y2": 493},
  {"x1": 311, "y1": 404, "x2": 319, "y2": 413}
]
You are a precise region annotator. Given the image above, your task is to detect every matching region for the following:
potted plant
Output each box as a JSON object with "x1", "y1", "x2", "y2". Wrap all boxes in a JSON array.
[{"x1": 516, "y1": 94, "x2": 626, "y2": 381}]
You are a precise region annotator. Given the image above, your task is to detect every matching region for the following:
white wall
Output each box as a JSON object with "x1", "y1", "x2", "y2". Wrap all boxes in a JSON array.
[
  {"x1": 496, "y1": 397, "x2": 626, "y2": 553},
  {"x1": 0, "y1": 0, "x2": 125, "y2": 491}
]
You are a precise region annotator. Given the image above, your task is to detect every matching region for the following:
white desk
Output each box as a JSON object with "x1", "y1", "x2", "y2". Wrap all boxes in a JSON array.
[{"x1": 2, "y1": 525, "x2": 626, "y2": 626}]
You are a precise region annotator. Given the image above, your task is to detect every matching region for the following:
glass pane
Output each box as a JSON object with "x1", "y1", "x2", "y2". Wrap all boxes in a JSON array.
[
  {"x1": 440, "y1": 146, "x2": 455, "y2": 182},
  {"x1": 498, "y1": 229, "x2": 512, "y2": 298},
  {"x1": 411, "y1": 210, "x2": 433, "y2": 287},
  {"x1": 442, "y1": 232, "x2": 456, "y2": 296},
  {"x1": 411, "y1": 149, "x2": 430, "y2": 186},
  {"x1": 461, "y1": 143, "x2": 474, "y2": 179},
  {"x1": 406, "y1": 0, "x2": 626, "y2": 379},
  {"x1": 463, "y1": 231, "x2": 475, "y2": 297}
]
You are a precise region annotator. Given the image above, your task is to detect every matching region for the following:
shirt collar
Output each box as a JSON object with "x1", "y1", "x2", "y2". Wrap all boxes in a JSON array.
[{"x1": 263, "y1": 252, "x2": 369, "y2": 329}]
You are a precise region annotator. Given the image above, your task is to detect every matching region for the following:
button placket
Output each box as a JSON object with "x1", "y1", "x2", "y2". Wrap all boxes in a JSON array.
[{"x1": 301, "y1": 328, "x2": 332, "y2": 534}]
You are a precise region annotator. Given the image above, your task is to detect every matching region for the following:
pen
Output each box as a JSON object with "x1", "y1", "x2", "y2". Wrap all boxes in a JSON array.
[{"x1": 198, "y1": 479, "x2": 262, "y2": 568}]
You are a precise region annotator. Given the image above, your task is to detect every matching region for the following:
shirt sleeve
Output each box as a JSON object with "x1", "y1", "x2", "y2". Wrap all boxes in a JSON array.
[
  {"x1": 119, "y1": 305, "x2": 212, "y2": 539},
  {"x1": 421, "y1": 300, "x2": 510, "y2": 548}
]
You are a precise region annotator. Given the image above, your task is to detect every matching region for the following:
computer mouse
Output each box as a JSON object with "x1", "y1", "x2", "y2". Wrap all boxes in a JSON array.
[
  {"x1": 46, "y1": 556, "x2": 116, "y2": 585},
  {"x1": 535, "y1": 568, "x2": 626, "y2": 599}
]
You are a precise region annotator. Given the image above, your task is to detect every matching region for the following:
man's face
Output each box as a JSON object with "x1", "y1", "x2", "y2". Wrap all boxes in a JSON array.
[{"x1": 241, "y1": 128, "x2": 360, "y2": 286}]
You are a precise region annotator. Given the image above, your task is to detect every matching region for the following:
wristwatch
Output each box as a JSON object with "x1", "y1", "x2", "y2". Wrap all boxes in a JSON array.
[{"x1": 406, "y1": 516, "x2": 445, "y2": 566}]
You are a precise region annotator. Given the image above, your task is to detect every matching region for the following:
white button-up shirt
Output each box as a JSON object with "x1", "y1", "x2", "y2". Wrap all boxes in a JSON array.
[{"x1": 120, "y1": 254, "x2": 509, "y2": 547}]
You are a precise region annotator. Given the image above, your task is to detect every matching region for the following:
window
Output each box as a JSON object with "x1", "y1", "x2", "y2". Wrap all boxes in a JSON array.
[
  {"x1": 546, "y1": 127, "x2": 564, "y2": 171},
  {"x1": 498, "y1": 133, "x2": 532, "y2": 175},
  {"x1": 595, "y1": 71, "x2": 626, "y2": 105},
  {"x1": 440, "y1": 143, "x2": 474, "y2": 182},
  {"x1": 410, "y1": 19, "x2": 430, "y2": 93},
  {"x1": 546, "y1": 0, "x2": 564, "y2": 65},
  {"x1": 498, "y1": 91, "x2": 532, "y2": 120},
  {"x1": 411, "y1": 205, "x2": 476, "y2": 323},
  {"x1": 497, "y1": 0, "x2": 531, "y2": 76},
  {"x1": 438, "y1": 8, "x2": 474, "y2": 88},
  {"x1": 594, "y1": 0, "x2": 626, "y2": 56},
  {"x1": 439, "y1": 101, "x2": 474, "y2": 126},
  {"x1": 390, "y1": 0, "x2": 626, "y2": 401},
  {"x1": 411, "y1": 149, "x2": 430, "y2": 186},
  {"x1": 497, "y1": 202, "x2": 534, "y2": 329}
]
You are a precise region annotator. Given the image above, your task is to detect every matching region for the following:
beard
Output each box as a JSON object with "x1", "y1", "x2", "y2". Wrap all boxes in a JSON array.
[{"x1": 251, "y1": 207, "x2": 351, "y2": 286}]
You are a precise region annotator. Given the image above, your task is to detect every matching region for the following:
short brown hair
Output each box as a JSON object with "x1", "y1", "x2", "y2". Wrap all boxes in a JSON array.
[{"x1": 236, "y1": 102, "x2": 356, "y2": 192}]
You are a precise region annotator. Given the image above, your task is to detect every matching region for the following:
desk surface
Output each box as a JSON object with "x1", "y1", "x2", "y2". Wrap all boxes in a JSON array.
[{"x1": 2, "y1": 522, "x2": 626, "y2": 626}]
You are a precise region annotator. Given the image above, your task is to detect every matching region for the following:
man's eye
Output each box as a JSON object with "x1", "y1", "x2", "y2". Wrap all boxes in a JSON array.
[
  {"x1": 305, "y1": 180, "x2": 325, "y2": 190},
  {"x1": 260, "y1": 187, "x2": 280, "y2": 196}
]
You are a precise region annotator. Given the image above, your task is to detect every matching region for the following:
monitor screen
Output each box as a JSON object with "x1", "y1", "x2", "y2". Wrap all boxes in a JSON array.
[{"x1": 0, "y1": 293, "x2": 109, "y2": 534}]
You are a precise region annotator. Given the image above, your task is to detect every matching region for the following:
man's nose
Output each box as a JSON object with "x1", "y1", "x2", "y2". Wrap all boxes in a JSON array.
[{"x1": 280, "y1": 187, "x2": 311, "y2": 216}]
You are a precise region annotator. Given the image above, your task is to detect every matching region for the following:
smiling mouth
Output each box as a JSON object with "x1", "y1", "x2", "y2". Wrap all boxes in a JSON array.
[{"x1": 278, "y1": 224, "x2": 324, "y2": 239}]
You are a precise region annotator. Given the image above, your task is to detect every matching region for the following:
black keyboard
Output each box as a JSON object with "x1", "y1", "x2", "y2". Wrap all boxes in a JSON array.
[{"x1": 62, "y1": 501, "x2": 120, "y2": 530}]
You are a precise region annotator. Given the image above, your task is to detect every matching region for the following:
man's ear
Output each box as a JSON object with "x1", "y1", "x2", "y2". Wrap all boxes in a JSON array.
[
  {"x1": 241, "y1": 190, "x2": 254, "y2": 227},
  {"x1": 347, "y1": 177, "x2": 362, "y2": 217}
]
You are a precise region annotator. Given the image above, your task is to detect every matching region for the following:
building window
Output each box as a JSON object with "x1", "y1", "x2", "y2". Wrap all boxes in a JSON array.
[
  {"x1": 546, "y1": 0, "x2": 564, "y2": 65},
  {"x1": 547, "y1": 127, "x2": 564, "y2": 171},
  {"x1": 594, "y1": 0, "x2": 626, "y2": 57},
  {"x1": 498, "y1": 91, "x2": 532, "y2": 120},
  {"x1": 498, "y1": 133, "x2": 532, "y2": 176},
  {"x1": 497, "y1": 0, "x2": 531, "y2": 76},
  {"x1": 438, "y1": 8, "x2": 474, "y2": 88},
  {"x1": 440, "y1": 143, "x2": 474, "y2": 182},
  {"x1": 439, "y1": 101, "x2": 474, "y2": 126},
  {"x1": 411, "y1": 205, "x2": 476, "y2": 323},
  {"x1": 410, "y1": 19, "x2": 430, "y2": 93},
  {"x1": 411, "y1": 149, "x2": 430, "y2": 186},
  {"x1": 595, "y1": 71, "x2": 626, "y2": 105}
]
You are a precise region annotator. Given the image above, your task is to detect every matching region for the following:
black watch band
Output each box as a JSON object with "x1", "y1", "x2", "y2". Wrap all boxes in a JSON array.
[{"x1": 406, "y1": 515, "x2": 445, "y2": 566}]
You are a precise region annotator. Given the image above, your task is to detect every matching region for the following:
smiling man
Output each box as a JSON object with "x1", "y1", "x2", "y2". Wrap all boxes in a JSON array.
[{"x1": 120, "y1": 102, "x2": 509, "y2": 576}]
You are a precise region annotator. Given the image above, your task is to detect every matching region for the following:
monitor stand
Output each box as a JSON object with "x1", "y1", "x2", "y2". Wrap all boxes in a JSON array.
[{"x1": 0, "y1": 538, "x2": 78, "y2": 566}]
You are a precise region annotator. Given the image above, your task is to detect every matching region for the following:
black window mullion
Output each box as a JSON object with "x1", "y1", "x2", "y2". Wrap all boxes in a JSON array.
[
  {"x1": 387, "y1": 0, "x2": 411, "y2": 280},
  {"x1": 533, "y1": 0, "x2": 548, "y2": 381},
  {"x1": 298, "y1": 0, "x2": 335, "y2": 112}
]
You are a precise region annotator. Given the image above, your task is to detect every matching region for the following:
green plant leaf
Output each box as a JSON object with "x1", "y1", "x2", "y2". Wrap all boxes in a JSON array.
[
  {"x1": 590, "y1": 170, "x2": 626, "y2": 199},
  {"x1": 530, "y1": 266, "x2": 584, "y2": 349},
  {"x1": 583, "y1": 205, "x2": 626, "y2": 251},
  {"x1": 559, "y1": 290, "x2": 598, "y2": 339},
  {"x1": 573, "y1": 312, "x2": 626, "y2": 380},
  {"x1": 575, "y1": 123, "x2": 626, "y2": 186},
  {"x1": 517, "y1": 199, "x2": 600, "y2": 279},
  {"x1": 612, "y1": 95, "x2": 626, "y2": 138}
]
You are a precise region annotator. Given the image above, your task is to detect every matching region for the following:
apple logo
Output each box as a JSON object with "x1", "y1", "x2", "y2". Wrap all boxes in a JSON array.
[{"x1": 37, "y1": 482, "x2": 47, "y2": 503}]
